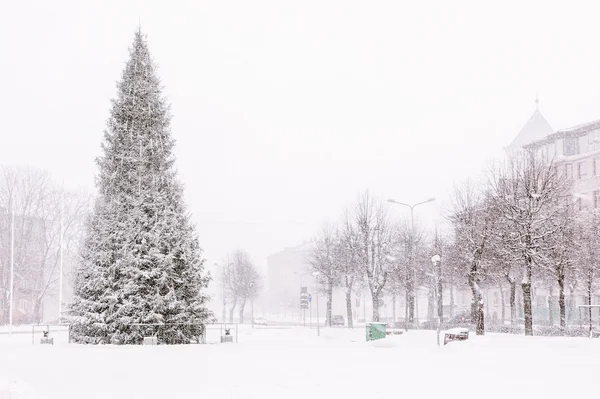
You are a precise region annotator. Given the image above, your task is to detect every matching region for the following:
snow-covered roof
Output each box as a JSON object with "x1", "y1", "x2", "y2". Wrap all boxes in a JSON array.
[
  {"x1": 556, "y1": 119, "x2": 600, "y2": 135},
  {"x1": 508, "y1": 110, "x2": 554, "y2": 149},
  {"x1": 521, "y1": 118, "x2": 600, "y2": 149}
]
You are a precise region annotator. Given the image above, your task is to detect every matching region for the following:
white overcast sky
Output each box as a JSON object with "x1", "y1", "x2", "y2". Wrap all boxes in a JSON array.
[{"x1": 2, "y1": 0, "x2": 600, "y2": 277}]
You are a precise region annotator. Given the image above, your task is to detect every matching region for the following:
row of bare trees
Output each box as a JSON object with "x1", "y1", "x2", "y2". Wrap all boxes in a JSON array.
[
  {"x1": 0, "y1": 166, "x2": 90, "y2": 324},
  {"x1": 307, "y1": 151, "x2": 600, "y2": 336},
  {"x1": 449, "y1": 150, "x2": 600, "y2": 336},
  {"x1": 309, "y1": 191, "x2": 426, "y2": 327},
  {"x1": 219, "y1": 249, "x2": 263, "y2": 323}
]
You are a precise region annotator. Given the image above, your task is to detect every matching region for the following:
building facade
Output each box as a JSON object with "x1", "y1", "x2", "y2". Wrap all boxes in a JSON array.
[
  {"x1": 522, "y1": 119, "x2": 600, "y2": 210},
  {"x1": 502, "y1": 106, "x2": 600, "y2": 323}
]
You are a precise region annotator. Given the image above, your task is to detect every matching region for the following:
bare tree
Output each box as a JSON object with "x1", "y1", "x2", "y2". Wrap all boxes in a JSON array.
[
  {"x1": 490, "y1": 153, "x2": 570, "y2": 336},
  {"x1": 309, "y1": 223, "x2": 340, "y2": 327},
  {"x1": 576, "y1": 210, "x2": 600, "y2": 334},
  {"x1": 393, "y1": 220, "x2": 424, "y2": 324},
  {"x1": 0, "y1": 166, "x2": 90, "y2": 324},
  {"x1": 220, "y1": 250, "x2": 262, "y2": 324},
  {"x1": 337, "y1": 210, "x2": 362, "y2": 328},
  {"x1": 487, "y1": 216, "x2": 522, "y2": 326},
  {"x1": 352, "y1": 191, "x2": 395, "y2": 322},
  {"x1": 538, "y1": 199, "x2": 577, "y2": 330},
  {"x1": 448, "y1": 181, "x2": 496, "y2": 335}
]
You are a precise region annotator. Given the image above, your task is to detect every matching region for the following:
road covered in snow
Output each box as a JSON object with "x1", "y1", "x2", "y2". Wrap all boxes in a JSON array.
[{"x1": 0, "y1": 326, "x2": 597, "y2": 398}]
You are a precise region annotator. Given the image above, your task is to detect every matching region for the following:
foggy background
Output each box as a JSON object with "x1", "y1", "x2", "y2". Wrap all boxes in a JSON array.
[{"x1": 2, "y1": 0, "x2": 600, "y2": 286}]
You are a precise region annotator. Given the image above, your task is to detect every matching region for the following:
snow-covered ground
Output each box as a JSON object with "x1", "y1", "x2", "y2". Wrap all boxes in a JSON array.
[{"x1": 0, "y1": 325, "x2": 597, "y2": 398}]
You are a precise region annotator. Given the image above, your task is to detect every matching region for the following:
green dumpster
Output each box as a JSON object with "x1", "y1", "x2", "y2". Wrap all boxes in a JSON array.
[{"x1": 365, "y1": 322, "x2": 387, "y2": 341}]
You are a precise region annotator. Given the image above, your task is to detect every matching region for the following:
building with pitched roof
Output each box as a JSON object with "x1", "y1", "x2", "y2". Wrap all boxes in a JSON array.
[{"x1": 513, "y1": 105, "x2": 600, "y2": 210}]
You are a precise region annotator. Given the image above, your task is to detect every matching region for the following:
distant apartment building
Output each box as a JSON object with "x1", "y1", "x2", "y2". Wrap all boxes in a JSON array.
[
  {"x1": 509, "y1": 107, "x2": 600, "y2": 209},
  {"x1": 502, "y1": 105, "x2": 600, "y2": 323},
  {"x1": 266, "y1": 242, "x2": 315, "y2": 313},
  {"x1": 266, "y1": 242, "x2": 375, "y2": 320}
]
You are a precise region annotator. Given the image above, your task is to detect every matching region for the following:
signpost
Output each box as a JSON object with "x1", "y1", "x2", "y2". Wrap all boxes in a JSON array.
[{"x1": 300, "y1": 287, "x2": 308, "y2": 327}]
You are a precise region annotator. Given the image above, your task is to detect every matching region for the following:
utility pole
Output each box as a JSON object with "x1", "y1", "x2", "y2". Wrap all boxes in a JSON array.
[{"x1": 312, "y1": 271, "x2": 321, "y2": 336}]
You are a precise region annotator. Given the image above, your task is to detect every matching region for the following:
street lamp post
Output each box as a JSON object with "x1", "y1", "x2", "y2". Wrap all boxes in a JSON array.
[
  {"x1": 388, "y1": 197, "x2": 435, "y2": 330},
  {"x1": 431, "y1": 255, "x2": 442, "y2": 346},
  {"x1": 312, "y1": 271, "x2": 321, "y2": 336}
]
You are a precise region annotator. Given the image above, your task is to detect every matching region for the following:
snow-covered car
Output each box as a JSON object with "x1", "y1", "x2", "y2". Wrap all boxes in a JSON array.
[
  {"x1": 253, "y1": 317, "x2": 268, "y2": 326},
  {"x1": 332, "y1": 315, "x2": 345, "y2": 326}
]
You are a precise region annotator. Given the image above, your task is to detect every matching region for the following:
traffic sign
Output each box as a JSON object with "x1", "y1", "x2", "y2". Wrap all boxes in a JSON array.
[
  {"x1": 308, "y1": 294, "x2": 312, "y2": 303},
  {"x1": 300, "y1": 287, "x2": 308, "y2": 309}
]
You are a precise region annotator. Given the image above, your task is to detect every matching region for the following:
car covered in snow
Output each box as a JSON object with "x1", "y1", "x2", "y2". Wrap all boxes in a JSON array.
[{"x1": 332, "y1": 315, "x2": 345, "y2": 326}]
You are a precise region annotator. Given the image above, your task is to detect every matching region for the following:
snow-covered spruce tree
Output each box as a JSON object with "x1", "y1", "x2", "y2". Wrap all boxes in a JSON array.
[{"x1": 69, "y1": 29, "x2": 212, "y2": 344}]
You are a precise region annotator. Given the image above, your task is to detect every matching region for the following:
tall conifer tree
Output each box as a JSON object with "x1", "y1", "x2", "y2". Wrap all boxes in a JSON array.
[{"x1": 69, "y1": 28, "x2": 212, "y2": 344}]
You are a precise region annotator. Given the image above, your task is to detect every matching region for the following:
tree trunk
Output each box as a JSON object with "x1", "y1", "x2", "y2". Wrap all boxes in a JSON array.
[
  {"x1": 407, "y1": 267, "x2": 415, "y2": 323},
  {"x1": 470, "y1": 283, "x2": 485, "y2": 335},
  {"x1": 229, "y1": 298, "x2": 237, "y2": 323},
  {"x1": 469, "y1": 253, "x2": 484, "y2": 335},
  {"x1": 547, "y1": 285, "x2": 554, "y2": 326},
  {"x1": 509, "y1": 281, "x2": 516, "y2": 326},
  {"x1": 371, "y1": 291, "x2": 380, "y2": 322},
  {"x1": 32, "y1": 298, "x2": 43, "y2": 324},
  {"x1": 239, "y1": 300, "x2": 246, "y2": 324},
  {"x1": 427, "y1": 288, "x2": 434, "y2": 322},
  {"x1": 326, "y1": 283, "x2": 333, "y2": 327},
  {"x1": 499, "y1": 284, "x2": 505, "y2": 324},
  {"x1": 567, "y1": 284, "x2": 576, "y2": 323},
  {"x1": 522, "y1": 260, "x2": 533, "y2": 336},
  {"x1": 392, "y1": 293, "x2": 396, "y2": 323},
  {"x1": 558, "y1": 275, "x2": 566, "y2": 330},
  {"x1": 449, "y1": 282, "x2": 455, "y2": 318},
  {"x1": 345, "y1": 289, "x2": 353, "y2": 329},
  {"x1": 588, "y1": 278, "x2": 593, "y2": 335},
  {"x1": 415, "y1": 289, "x2": 420, "y2": 323}
]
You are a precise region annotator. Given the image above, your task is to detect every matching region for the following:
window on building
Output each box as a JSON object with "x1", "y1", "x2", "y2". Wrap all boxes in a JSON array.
[
  {"x1": 589, "y1": 130, "x2": 600, "y2": 149},
  {"x1": 546, "y1": 141, "x2": 556, "y2": 159},
  {"x1": 564, "y1": 136, "x2": 580, "y2": 156},
  {"x1": 493, "y1": 292, "x2": 500, "y2": 306},
  {"x1": 577, "y1": 162, "x2": 588, "y2": 179},
  {"x1": 565, "y1": 163, "x2": 573, "y2": 179},
  {"x1": 595, "y1": 190, "x2": 600, "y2": 208}
]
